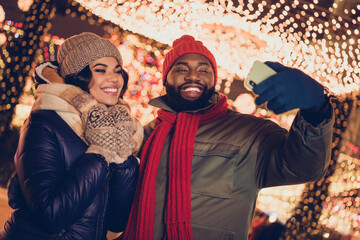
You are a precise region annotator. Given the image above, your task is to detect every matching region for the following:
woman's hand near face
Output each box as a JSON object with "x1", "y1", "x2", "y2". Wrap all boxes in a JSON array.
[
  {"x1": 42, "y1": 67, "x2": 64, "y2": 83},
  {"x1": 108, "y1": 103, "x2": 135, "y2": 160},
  {"x1": 84, "y1": 103, "x2": 128, "y2": 164}
]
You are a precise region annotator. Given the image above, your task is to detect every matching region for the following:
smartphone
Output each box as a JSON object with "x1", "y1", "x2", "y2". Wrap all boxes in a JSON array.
[{"x1": 245, "y1": 61, "x2": 277, "y2": 90}]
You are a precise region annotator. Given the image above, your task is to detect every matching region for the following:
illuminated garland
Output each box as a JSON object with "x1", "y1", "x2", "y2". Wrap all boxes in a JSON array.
[
  {"x1": 73, "y1": 0, "x2": 360, "y2": 96},
  {"x1": 256, "y1": 184, "x2": 305, "y2": 224},
  {"x1": 281, "y1": 99, "x2": 353, "y2": 239},
  {"x1": 10, "y1": 32, "x2": 61, "y2": 128},
  {"x1": 0, "y1": 0, "x2": 56, "y2": 186},
  {"x1": 18, "y1": 0, "x2": 35, "y2": 12},
  {"x1": 0, "y1": 5, "x2": 5, "y2": 23},
  {"x1": 318, "y1": 103, "x2": 360, "y2": 238},
  {"x1": 0, "y1": 0, "x2": 56, "y2": 139}
]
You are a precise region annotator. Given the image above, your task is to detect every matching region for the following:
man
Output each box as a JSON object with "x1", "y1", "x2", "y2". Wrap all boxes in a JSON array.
[{"x1": 123, "y1": 35, "x2": 334, "y2": 240}]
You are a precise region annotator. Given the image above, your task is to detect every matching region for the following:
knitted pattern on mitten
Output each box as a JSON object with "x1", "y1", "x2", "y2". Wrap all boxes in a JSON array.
[
  {"x1": 84, "y1": 104, "x2": 125, "y2": 164},
  {"x1": 108, "y1": 103, "x2": 135, "y2": 159},
  {"x1": 85, "y1": 105, "x2": 116, "y2": 148}
]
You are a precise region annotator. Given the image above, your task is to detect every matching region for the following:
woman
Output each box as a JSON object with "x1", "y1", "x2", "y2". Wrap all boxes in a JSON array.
[{"x1": 0, "y1": 32, "x2": 143, "y2": 240}]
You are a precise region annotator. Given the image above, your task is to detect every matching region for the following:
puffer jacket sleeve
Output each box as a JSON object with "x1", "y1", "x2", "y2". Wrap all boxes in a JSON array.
[
  {"x1": 14, "y1": 112, "x2": 109, "y2": 233},
  {"x1": 256, "y1": 108, "x2": 334, "y2": 188},
  {"x1": 107, "y1": 156, "x2": 139, "y2": 232}
]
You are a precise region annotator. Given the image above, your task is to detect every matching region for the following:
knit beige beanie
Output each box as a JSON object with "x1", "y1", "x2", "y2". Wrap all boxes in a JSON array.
[{"x1": 57, "y1": 32, "x2": 123, "y2": 78}]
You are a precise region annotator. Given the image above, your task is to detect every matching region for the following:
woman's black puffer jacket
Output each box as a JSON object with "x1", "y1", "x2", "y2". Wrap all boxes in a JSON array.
[{"x1": 2, "y1": 110, "x2": 139, "y2": 240}]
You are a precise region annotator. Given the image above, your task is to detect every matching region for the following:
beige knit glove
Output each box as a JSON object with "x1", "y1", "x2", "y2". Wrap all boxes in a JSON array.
[
  {"x1": 108, "y1": 103, "x2": 135, "y2": 160},
  {"x1": 65, "y1": 89, "x2": 126, "y2": 164},
  {"x1": 83, "y1": 104, "x2": 127, "y2": 164}
]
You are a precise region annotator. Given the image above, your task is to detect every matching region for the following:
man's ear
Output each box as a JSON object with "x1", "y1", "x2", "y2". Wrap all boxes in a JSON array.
[{"x1": 163, "y1": 75, "x2": 168, "y2": 87}]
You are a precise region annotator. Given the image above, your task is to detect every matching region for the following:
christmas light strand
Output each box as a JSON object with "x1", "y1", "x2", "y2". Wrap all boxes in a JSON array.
[{"x1": 74, "y1": 0, "x2": 360, "y2": 96}]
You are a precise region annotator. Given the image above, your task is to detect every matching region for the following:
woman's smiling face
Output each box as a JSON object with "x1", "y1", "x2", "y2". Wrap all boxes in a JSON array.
[{"x1": 88, "y1": 57, "x2": 124, "y2": 106}]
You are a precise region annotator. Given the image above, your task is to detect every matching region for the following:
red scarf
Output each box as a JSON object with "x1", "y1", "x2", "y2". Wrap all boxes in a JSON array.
[{"x1": 123, "y1": 94, "x2": 228, "y2": 240}]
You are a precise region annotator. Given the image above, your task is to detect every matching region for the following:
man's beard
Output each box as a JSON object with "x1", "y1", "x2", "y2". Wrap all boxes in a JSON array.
[{"x1": 165, "y1": 83, "x2": 215, "y2": 112}]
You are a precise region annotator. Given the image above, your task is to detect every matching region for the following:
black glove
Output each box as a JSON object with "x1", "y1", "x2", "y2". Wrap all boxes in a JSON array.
[{"x1": 253, "y1": 62, "x2": 325, "y2": 114}]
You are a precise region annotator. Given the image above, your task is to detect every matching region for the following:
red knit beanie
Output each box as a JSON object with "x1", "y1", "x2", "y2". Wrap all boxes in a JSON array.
[{"x1": 162, "y1": 35, "x2": 218, "y2": 85}]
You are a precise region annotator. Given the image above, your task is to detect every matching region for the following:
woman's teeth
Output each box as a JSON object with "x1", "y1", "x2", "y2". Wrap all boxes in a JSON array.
[{"x1": 103, "y1": 88, "x2": 118, "y2": 93}]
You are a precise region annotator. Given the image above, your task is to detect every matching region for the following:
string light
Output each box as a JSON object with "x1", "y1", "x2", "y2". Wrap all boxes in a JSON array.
[
  {"x1": 74, "y1": 0, "x2": 359, "y2": 96},
  {"x1": 282, "y1": 99, "x2": 353, "y2": 239},
  {"x1": 17, "y1": 0, "x2": 34, "y2": 12},
  {"x1": 257, "y1": 184, "x2": 305, "y2": 223},
  {"x1": 0, "y1": 5, "x2": 5, "y2": 23},
  {"x1": 0, "y1": 0, "x2": 56, "y2": 140},
  {"x1": 319, "y1": 143, "x2": 360, "y2": 236}
]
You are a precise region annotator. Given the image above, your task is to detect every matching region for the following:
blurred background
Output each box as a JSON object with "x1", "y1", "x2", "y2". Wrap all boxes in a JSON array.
[{"x1": 0, "y1": 0, "x2": 360, "y2": 239}]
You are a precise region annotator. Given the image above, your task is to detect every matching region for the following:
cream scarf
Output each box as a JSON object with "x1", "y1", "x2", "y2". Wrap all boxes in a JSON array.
[
  {"x1": 31, "y1": 83, "x2": 143, "y2": 152},
  {"x1": 32, "y1": 83, "x2": 87, "y2": 142}
]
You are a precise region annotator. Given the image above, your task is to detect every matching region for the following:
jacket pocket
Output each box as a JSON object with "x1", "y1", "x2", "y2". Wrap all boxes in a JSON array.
[
  {"x1": 192, "y1": 223, "x2": 234, "y2": 240},
  {"x1": 191, "y1": 141, "x2": 237, "y2": 199}
]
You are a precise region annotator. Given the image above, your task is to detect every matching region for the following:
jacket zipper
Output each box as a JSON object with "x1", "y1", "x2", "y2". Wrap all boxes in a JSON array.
[{"x1": 53, "y1": 229, "x2": 66, "y2": 240}]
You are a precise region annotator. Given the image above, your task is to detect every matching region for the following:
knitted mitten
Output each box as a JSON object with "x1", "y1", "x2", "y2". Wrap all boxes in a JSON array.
[
  {"x1": 84, "y1": 104, "x2": 126, "y2": 164},
  {"x1": 108, "y1": 103, "x2": 135, "y2": 160},
  {"x1": 64, "y1": 88, "x2": 126, "y2": 164}
]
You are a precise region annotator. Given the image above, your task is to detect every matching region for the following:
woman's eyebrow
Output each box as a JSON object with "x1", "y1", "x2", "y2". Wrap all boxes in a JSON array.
[
  {"x1": 91, "y1": 63, "x2": 107, "y2": 68},
  {"x1": 91, "y1": 64, "x2": 122, "y2": 68}
]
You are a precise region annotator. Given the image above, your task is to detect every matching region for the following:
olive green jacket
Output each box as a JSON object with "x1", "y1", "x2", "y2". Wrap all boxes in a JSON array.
[{"x1": 142, "y1": 93, "x2": 334, "y2": 240}]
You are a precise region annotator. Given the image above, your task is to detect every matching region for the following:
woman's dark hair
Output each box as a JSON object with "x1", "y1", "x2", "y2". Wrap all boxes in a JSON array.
[{"x1": 64, "y1": 65, "x2": 129, "y2": 98}]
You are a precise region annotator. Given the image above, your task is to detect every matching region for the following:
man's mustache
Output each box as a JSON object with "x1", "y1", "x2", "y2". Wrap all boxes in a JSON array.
[{"x1": 177, "y1": 82, "x2": 207, "y2": 90}]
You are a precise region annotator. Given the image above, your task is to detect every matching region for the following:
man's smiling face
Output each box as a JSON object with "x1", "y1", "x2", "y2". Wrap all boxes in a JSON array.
[{"x1": 165, "y1": 53, "x2": 215, "y2": 111}]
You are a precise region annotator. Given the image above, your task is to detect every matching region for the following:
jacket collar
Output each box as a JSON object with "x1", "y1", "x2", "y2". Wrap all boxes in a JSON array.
[{"x1": 148, "y1": 92, "x2": 221, "y2": 113}]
